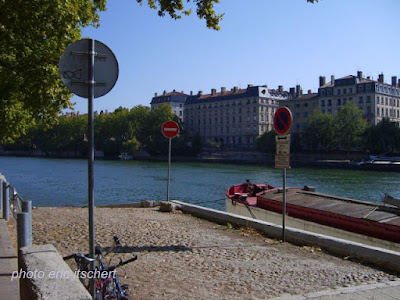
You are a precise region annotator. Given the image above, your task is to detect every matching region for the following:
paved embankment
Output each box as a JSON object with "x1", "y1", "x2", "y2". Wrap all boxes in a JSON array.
[
  {"x1": 5, "y1": 206, "x2": 398, "y2": 300},
  {"x1": 0, "y1": 218, "x2": 19, "y2": 300}
]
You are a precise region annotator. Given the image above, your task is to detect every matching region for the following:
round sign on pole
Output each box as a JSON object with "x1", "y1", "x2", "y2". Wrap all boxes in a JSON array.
[
  {"x1": 162, "y1": 121, "x2": 180, "y2": 138},
  {"x1": 274, "y1": 107, "x2": 293, "y2": 135},
  {"x1": 59, "y1": 39, "x2": 119, "y2": 98}
]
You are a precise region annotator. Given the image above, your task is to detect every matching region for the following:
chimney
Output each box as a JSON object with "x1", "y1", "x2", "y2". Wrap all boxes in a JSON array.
[
  {"x1": 398, "y1": 79, "x2": 400, "y2": 88},
  {"x1": 289, "y1": 87, "x2": 295, "y2": 96},
  {"x1": 331, "y1": 75, "x2": 335, "y2": 85},
  {"x1": 163, "y1": 90, "x2": 166, "y2": 96},
  {"x1": 198, "y1": 91, "x2": 203, "y2": 96},
  {"x1": 392, "y1": 76, "x2": 397, "y2": 87},
  {"x1": 190, "y1": 91, "x2": 193, "y2": 96},
  {"x1": 221, "y1": 87, "x2": 226, "y2": 94},
  {"x1": 233, "y1": 86, "x2": 238, "y2": 92},
  {"x1": 296, "y1": 85, "x2": 301, "y2": 96},
  {"x1": 357, "y1": 71, "x2": 363, "y2": 80},
  {"x1": 154, "y1": 92, "x2": 158, "y2": 97},
  {"x1": 319, "y1": 76, "x2": 326, "y2": 87},
  {"x1": 278, "y1": 85, "x2": 283, "y2": 92},
  {"x1": 211, "y1": 88, "x2": 216, "y2": 95},
  {"x1": 378, "y1": 73, "x2": 384, "y2": 83},
  {"x1": 308, "y1": 89, "x2": 312, "y2": 94},
  {"x1": 247, "y1": 84, "x2": 253, "y2": 88}
]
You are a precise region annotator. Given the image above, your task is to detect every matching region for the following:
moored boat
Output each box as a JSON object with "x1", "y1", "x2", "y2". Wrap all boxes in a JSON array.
[{"x1": 226, "y1": 181, "x2": 400, "y2": 250}]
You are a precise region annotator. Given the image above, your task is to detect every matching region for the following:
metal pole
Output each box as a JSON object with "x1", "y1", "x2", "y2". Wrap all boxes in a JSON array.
[
  {"x1": 167, "y1": 138, "x2": 172, "y2": 201},
  {"x1": 88, "y1": 38, "x2": 96, "y2": 297},
  {"x1": 282, "y1": 168, "x2": 286, "y2": 242},
  {"x1": 17, "y1": 212, "x2": 31, "y2": 249},
  {"x1": 3, "y1": 182, "x2": 9, "y2": 221},
  {"x1": 21, "y1": 201, "x2": 32, "y2": 246},
  {"x1": 0, "y1": 179, "x2": 3, "y2": 213}
]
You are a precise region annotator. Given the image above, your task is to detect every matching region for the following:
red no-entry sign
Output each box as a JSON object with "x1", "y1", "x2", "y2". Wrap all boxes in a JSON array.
[
  {"x1": 161, "y1": 121, "x2": 180, "y2": 139},
  {"x1": 274, "y1": 107, "x2": 293, "y2": 135}
]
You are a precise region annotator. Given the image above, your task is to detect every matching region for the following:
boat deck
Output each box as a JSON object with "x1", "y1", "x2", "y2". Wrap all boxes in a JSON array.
[
  {"x1": 259, "y1": 188, "x2": 400, "y2": 226},
  {"x1": 252, "y1": 188, "x2": 400, "y2": 243}
]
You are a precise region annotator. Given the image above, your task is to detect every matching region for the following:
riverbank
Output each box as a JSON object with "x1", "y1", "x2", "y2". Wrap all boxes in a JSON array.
[
  {"x1": 2, "y1": 149, "x2": 399, "y2": 172},
  {"x1": 7, "y1": 206, "x2": 399, "y2": 300},
  {"x1": 0, "y1": 150, "x2": 400, "y2": 172}
]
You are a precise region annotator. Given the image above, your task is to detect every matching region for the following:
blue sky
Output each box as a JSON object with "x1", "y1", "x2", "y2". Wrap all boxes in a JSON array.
[{"x1": 67, "y1": 0, "x2": 400, "y2": 114}]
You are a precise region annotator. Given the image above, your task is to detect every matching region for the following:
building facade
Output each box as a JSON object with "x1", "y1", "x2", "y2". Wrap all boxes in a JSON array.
[
  {"x1": 318, "y1": 72, "x2": 400, "y2": 125},
  {"x1": 184, "y1": 85, "x2": 291, "y2": 148},
  {"x1": 150, "y1": 90, "x2": 187, "y2": 121},
  {"x1": 279, "y1": 86, "x2": 319, "y2": 132}
]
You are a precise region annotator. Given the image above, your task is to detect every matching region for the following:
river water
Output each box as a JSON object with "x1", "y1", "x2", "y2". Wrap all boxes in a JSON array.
[{"x1": 0, "y1": 156, "x2": 399, "y2": 211}]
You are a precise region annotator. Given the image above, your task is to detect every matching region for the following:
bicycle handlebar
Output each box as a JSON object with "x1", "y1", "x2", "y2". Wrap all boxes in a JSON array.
[
  {"x1": 63, "y1": 253, "x2": 98, "y2": 263},
  {"x1": 64, "y1": 253, "x2": 137, "y2": 271},
  {"x1": 104, "y1": 255, "x2": 138, "y2": 272}
]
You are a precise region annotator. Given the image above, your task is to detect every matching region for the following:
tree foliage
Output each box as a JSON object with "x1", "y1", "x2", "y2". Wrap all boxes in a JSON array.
[
  {"x1": 0, "y1": 0, "x2": 106, "y2": 144},
  {"x1": 256, "y1": 130, "x2": 277, "y2": 153},
  {"x1": 303, "y1": 110, "x2": 337, "y2": 152},
  {"x1": 363, "y1": 118, "x2": 400, "y2": 154},
  {"x1": 336, "y1": 102, "x2": 367, "y2": 152}
]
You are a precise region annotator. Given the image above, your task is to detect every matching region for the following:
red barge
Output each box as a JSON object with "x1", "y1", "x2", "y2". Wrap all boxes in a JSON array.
[{"x1": 226, "y1": 182, "x2": 400, "y2": 250}]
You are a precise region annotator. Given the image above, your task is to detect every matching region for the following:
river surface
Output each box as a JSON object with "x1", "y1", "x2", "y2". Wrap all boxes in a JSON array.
[{"x1": 0, "y1": 156, "x2": 399, "y2": 211}]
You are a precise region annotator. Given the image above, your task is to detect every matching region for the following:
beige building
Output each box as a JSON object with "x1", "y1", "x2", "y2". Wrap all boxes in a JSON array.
[
  {"x1": 279, "y1": 86, "x2": 319, "y2": 132},
  {"x1": 318, "y1": 72, "x2": 400, "y2": 125},
  {"x1": 184, "y1": 85, "x2": 291, "y2": 148},
  {"x1": 150, "y1": 90, "x2": 187, "y2": 121}
]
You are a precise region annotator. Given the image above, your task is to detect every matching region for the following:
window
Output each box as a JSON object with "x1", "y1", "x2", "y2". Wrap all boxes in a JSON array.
[
  {"x1": 359, "y1": 96, "x2": 363, "y2": 104},
  {"x1": 337, "y1": 89, "x2": 341, "y2": 95},
  {"x1": 358, "y1": 85, "x2": 363, "y2": 92},
  {"x1": 321, "y1": 100, "x2": 325, "y2": 106},
  {"x1": 343, "y1": 88, "x2": 347, "y2": 94},
  {"x1": 337, "y1": 99, "x2": 341, "y2": 106},
  {"x1": 328, "y1": 99, "x2": 332, "y2": 106},
  {"x1": 367, "y1": 96, "x2": 371, "y2": 103}
]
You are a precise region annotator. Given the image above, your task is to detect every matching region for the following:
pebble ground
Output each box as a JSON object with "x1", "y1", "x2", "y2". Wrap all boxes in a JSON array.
[{"x1": 9, "y1": 207, "x2": 399, "y2": 300}]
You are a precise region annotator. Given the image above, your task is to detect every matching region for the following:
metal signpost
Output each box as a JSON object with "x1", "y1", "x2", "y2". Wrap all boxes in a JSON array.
[
  {"x1": 274, "y1": 107, "x2": 293, "y2": 242},
  {"x1": 59, "y1": 39, "x2": 118, "y2": 297},
  {"x1": 161, "y1": 121, "x2": 180, "y2": 201}
]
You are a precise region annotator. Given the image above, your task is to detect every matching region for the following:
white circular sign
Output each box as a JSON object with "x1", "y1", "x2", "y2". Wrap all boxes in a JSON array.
[{"x1": 59, "y1": 39, "x2": 119, "y2": 98}]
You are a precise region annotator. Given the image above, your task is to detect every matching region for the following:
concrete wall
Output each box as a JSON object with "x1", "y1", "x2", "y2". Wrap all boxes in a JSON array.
[
  {"x1": 227, "y1": 200, "x2": 400, "y2": 252},
  {"x1": 18, "y1": 244, "x2": 91, "y2": 300},
  {"x1": 172, "y1": 200, "x2": 400, "y2": 273}
]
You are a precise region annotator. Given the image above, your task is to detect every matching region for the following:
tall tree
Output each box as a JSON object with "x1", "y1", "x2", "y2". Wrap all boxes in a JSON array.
[
  {"x1": 303, "y1": 110, "x2": 337, "y2": 152},
  {"x1": 336, "y1": 102, "x2": 367, "y2": 153},
  {"x1": 363, "y1": 118, "x2": 400, "y2": 154},
  {"x1": 0, "y1": 0, "x2": 106, "y2": 144}
]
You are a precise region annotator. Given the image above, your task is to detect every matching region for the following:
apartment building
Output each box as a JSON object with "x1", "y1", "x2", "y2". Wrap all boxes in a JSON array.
[
  {"x1": 184, "y1": 85, "x2": 291, "y2": 148},
  {"x1": 150, "y1": 90, "x2": 187, "y2": 121},
  {"x1": 318, "y1": 72, "x2": 400, "y2": 125},
  {"x1": 279, "y1": 86, "x2": 319, "y2": 132}
]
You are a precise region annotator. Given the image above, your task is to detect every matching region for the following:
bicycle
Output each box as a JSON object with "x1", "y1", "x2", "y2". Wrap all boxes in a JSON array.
[{"x1": 64, "y1": 235, "x2": 137, "y2": 300}]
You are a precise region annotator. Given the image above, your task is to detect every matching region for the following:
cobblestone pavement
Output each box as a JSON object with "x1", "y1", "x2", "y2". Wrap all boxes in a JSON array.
[{"x1": 8, "y1": 207, "x2": 398, "y2": 300}]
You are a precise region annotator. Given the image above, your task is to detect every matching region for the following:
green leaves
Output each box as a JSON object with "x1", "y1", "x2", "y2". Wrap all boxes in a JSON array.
[
  {"x1": 0, "y1": 0, "x2": 106, "y2": 144},
  {"x1": 136, "y1": 0, "x2": 224, "y2": 30}
]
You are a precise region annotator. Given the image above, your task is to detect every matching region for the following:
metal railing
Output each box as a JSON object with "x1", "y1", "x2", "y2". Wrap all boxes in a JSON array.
[{"x1": 1, "y1": 178, "x2": 32, "y2": 249}]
